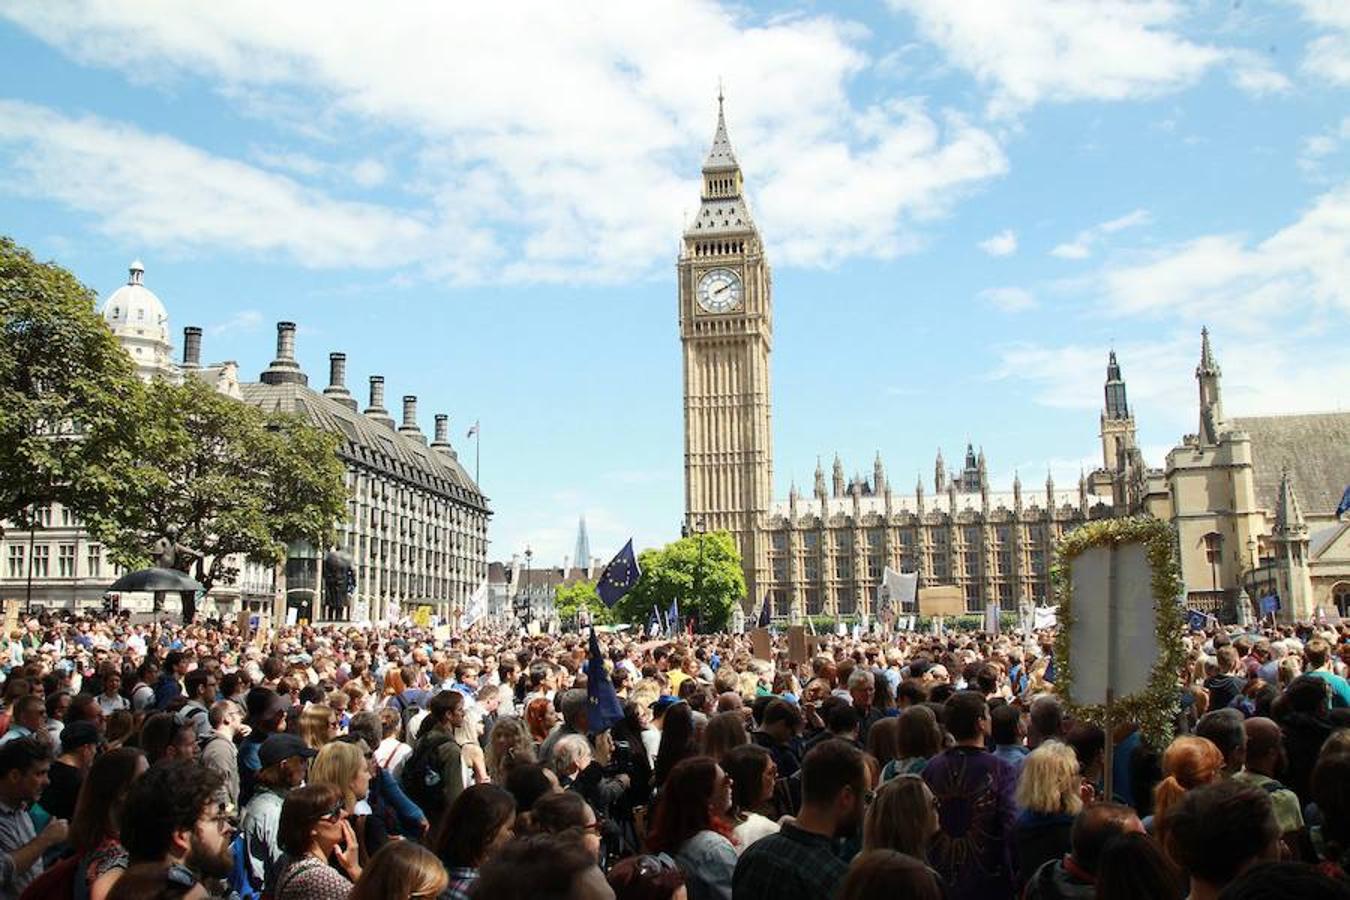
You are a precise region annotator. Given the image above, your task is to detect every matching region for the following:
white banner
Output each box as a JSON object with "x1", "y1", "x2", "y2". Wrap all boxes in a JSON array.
[
  {"x1": 1033, "y1": 606, "x2": 1058, "y2": 630},
  {"x1": 460, "y1": 579, "x2": 488, "y2": 630},
  {"x1": 878, "y1": 568, "x2": 919, "y2": 619}
]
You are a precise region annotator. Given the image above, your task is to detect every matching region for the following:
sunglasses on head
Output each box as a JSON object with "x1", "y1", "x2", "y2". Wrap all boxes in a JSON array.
[{"x1": 322, "y1": 803, "x2": 345, "y2": 823}]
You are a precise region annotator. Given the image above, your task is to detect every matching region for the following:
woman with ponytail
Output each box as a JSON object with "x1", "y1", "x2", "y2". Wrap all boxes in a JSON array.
[{"x1": 1150, "y1": 735, "x2": 1224, "y2": 851}]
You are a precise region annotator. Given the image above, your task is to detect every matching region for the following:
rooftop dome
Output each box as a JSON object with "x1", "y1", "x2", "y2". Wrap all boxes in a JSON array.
[{"x1": 101, "y1": 259, "x2": 169, "y2": 341}]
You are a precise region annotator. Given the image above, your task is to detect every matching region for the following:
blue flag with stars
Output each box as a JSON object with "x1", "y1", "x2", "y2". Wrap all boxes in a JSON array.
[
  {"x1": 586, "y1": 626, "x2": 625, "y2": 735},
  {"x1": 1185, "y1": 608, "x2": 1209, "y2": 631},
  {"x1": 596, "y1": 539, "x2": 641, "y2": 608},
  {"x1": 668, "y1": 597, "x2": 680, "y2": 635}
]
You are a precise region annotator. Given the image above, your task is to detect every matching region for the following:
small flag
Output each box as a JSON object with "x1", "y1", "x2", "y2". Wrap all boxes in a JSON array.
[
  {"x1": 1258, "y1": 593, "x2": 1281, "y2": 616},
  {"x1": 466, "y1": 421, "x2": 479, "y2": 439},
  {"x1": 596, "y1": 539, "x2": 641, "y2": 608},
  {"x1": 648, "y1": 606, "x2": 662, "y2": 637},
  {"x1": 460, "y1": 579, "x2": 488, "y2": 630},
  {"x1": 1033, "y1": 606, "x2": 1057, "y2": 630},
  {"x1": 585, "y1": 627, "x2": 625, "y2": 735},
  {"x1": 667, "y1": 598, "x2": 680, "y2": 636},
  {"x1": 1185, "y1": 608, "x2": 1210, "y2": 631},
  {"x1": 756, "y1": 594, "x2": 771, "y2": 628},
  {"x1": 1337, "y1": 485, "x2": 1350, "y2": 519},
  {"x1": 984, "y1": 600, "x2": 1001, "y2": 635}
]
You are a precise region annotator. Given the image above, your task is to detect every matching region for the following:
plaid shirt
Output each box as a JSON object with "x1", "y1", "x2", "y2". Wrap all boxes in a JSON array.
[
  {"x1": 441, "y1": 866, "x2": 476, "y2": 900},
  {"x1": 732, "y1": 821, "x2": 848, "y2": 900}
]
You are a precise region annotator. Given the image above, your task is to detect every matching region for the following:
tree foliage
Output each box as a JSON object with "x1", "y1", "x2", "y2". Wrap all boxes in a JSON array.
[
  {"x1": 554, "y1": 579, "x2": 612, "y2": 625},
  {"x1": 85, "y1": 376, "x2": 349, "y2": 596},
  {"x1": 613, "y1": 531, "x2": 745, "y2": 631},
  {"x1": 0, "y1": 237, "x2": 144, "y2": 534}
]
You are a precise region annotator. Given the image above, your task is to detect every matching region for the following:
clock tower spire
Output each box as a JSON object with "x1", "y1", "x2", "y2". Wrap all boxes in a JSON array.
[{"x1": 679, "y1": 92, "x2": 774, "y2": 618}]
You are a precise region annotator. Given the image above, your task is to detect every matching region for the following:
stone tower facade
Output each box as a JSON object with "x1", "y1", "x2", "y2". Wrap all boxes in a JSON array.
[{"x1": 679, "y1": 95, "x2": 773, "y2": 609}]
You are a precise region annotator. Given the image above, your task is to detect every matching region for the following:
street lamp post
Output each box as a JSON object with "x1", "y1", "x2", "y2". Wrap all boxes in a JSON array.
[
  {"x1": 524, "y1": 546, "x2": 533, "y2": 629},
  {"x1": 694, "y1": 516, "x2": 706, "y2": 633}
]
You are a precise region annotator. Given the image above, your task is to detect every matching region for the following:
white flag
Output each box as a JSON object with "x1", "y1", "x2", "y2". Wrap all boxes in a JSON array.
[
  {"x1": 878, "y1": 567, "x2": 918, "y2": 618},
  {"x1": 460, "y1": 579, "x2": 488, "y2": 630},
  {"x1": 1033, "y1": 606, "x2": 1058, "y2": 630}
]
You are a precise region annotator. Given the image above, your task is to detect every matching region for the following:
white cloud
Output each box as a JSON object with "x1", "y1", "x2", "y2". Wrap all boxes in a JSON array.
[
  {"x1": 888, "y1": 0, "x2": 1224, "y2": 117},
  {"x1": 992, "y1": 331, "x2": 1350, "y2": 438},
  {"x1": 1298, "y1": 116, "x2": 1350, "y2": 175},
  {"x1": 251, "y1": 147, "x2": 389, "y2": 188},
  {"x1": 979, "y1": 286, "x2": 1036, "y2": 312},
  {"x1": 0, "y1": 2, "x2": 1008, "y2": 282},
  {"x1": 1224, "y1": 49, "x2": 1291, "y2": 96},
  {"x1": 1050, "y1": 208, "x2": 1151, "y2": 259},
  {"x1": 0, "y1": 101, "x2": 486, "y2": 273},
  {"x1": 1096, "y1": 183, "x2": 1350, "y2": 320},
  {"x1": 208, "y1": 309, "x2": 264, "y2": 336},
  {"x1": 1295, "y1": 1, "x2": 1350, "y2": 85},
  {"x1": 978, "y1": 228, "x2": 1017, "y2": 256}
]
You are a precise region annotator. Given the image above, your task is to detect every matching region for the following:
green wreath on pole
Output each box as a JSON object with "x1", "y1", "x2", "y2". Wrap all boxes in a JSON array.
[{"x1": 1051, "y1": 516, "x2": 1186, "y2": 746}]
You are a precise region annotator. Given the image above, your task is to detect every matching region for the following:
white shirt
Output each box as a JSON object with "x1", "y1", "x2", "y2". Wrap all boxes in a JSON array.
[{"x1": 375, "y1": 737, "x2": 412, "y2": 777}]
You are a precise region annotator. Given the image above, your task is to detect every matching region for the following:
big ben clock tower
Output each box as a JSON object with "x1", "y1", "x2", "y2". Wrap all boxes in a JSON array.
[{"x1": 679, "y1": 94, "x2": 773, "y2": 610}]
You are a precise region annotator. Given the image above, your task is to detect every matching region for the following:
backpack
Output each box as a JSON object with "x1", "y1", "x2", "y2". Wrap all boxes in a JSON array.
[
  {"x1": 400, "y1": 731, "x2": 453, "y2": 817},
  {"x1": 20, "y1": 851, "x2": 86, "y2": 900}
]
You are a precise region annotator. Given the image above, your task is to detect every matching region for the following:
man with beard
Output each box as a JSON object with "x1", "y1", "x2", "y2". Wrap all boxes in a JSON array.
[
  {"x1": 119, "y1": 760, "x2": 235, "y2": 897},
  {"x1": 733, "y1": 739, "x2": 866, "y2": 900}
]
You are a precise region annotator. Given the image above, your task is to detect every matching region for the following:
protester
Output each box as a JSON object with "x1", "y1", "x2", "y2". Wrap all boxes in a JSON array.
[
  {"x1": 862, "y1": 772, "x2": 939, "y2": 860},
  {"x1": 652, "y1": 701, "x2": 697, "y2": 789},
  {"x1": 119, "y1": 761, "x2": 233, "y2": 896},
  {"x1": 400, "y1": 690, "x2": 465, "y2": 824},
  {"x1": 1233, "y1": 716, "x2": 1304, "y2": 844},
  {"x1": 881, "y1": 703, "x2": 942, "y2": 780},
  {"x1": 485, "y1": 715, "x2": 536, "y2": 782},
  {"x1": 240, "y1": 732, "x2": 315, "y2": 892},
  {"x1": 0, "y1": 737, "x2": 67, "y2": 899},
  {"x1": 645, "y1": 756, "x2": 736, "y2": 900},
  {"x1": 836, "y1": 849, "x2": 945, "y2": 900},
  {"x1": 1151, "y1": 734, "x2": 1224, "y2": 848},
  {"x1": 238, "y1": 687, "x2": 288, "y2": 805},
  {"x1": 432, "y1": 783, "x2": 515, "y2": 900},
  {"x1": 1022, "y1": 802, "x2": 1144, "y2": 900},
  {"x1": 923, "y1": 690, "x2": 1018, "y2": 900},
  {"x1": 606, "y1": 853, "x2": 686, "y2": 900},
  {"x1": 720, "y1": 744, "x2": 779, "y2": 852},
  {"x1": 67, "y1": 746, "x2": 147, "y2": 900},
  {"x1": 348, "y1": 840, "x2": 448, "y2": 900},
  {"x1": 104, "y1": 862, "x2": 210, "y2": 900},
  {"x1": 472, "y1": 833, "x2": 614, "y2": 900},
  {"x1": 733, "y1": 739, "x2": 866, "y2": 900},
  {"x1": 374, "y1": 707, "x2": 413, "y2": 776},
  {"x1": 39, "y1": 719, "x2": 101, "y2": 820},
  {"x1": 200, "y1": 700, "x2": 246, "y2": 810},
  {"x1": 1094, "y1": 831, "x2": 1184, "y2": 900},
  {"x1": 1012, "y1": 740, "x2": 1085, "y2": 887},
  {"x1": 1164, "y1": 780, "x2": 1281, "y2": 900},
  {"x1": 520, "y1": 791, "x2": 604, "y2": 862},
  {"x1": 274, "y1": 782, "x2": 363, "y2": 898}
]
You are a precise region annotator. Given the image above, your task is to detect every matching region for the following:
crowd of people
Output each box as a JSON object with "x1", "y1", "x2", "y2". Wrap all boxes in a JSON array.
[{"x1": 0, "y1": 608, "x2": 1345, "y2": 900}]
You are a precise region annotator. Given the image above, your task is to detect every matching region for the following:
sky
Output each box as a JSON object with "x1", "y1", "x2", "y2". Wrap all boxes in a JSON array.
[{"x1": 2, "y1": 1, "x2": 1349, "y2": 569}]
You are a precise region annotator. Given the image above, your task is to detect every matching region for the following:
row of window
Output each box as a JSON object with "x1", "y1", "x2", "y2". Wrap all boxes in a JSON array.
[
  {"x1": 768, "y1": 548, "x2": 1049, "y2": 582},
  {"x1": 770, "y1": 523, "x2": 1059, "y2": 553},
  {"x1": 5, "y1": 544, "x2": 106, "y2": 579},
  {"x1": 768, "y1": 579, "x2": 1050, "y2": 617}
]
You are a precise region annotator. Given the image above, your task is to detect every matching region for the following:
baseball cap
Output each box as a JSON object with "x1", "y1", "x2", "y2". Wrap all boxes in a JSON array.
[
  {"x1": 649, "y1": 696, "x2": 681, "y2": 715},
  {"x1": 60, "y1": 721, "x2": 104, "y2": 753},
  {"x1": 259, "y1": 733, "x2": 318, "y2": 769}
]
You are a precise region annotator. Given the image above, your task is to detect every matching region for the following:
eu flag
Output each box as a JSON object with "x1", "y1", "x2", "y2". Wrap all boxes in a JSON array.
[
  {"x1": 586, "y1": 627, "x2": 625, "y2": 735},
  {"x1": 597, "y1": 539, "x2": 641, "y2": 608},
  {"x1": 1259, "y1": 593, "x2": 1281, "y2": 616},
  {"x1": 668, "y1": 598, "x2": 680, "y2": 635},
  {"x1": 756, "y1": 594, "x2": 771, "y2": 628},
  {"x1": 1185, "y1": 609, "x2": 1209, "y2": 631}
]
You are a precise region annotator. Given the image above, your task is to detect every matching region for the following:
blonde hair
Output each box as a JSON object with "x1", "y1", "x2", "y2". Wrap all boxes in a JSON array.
[
  {"x1": 298, "y1": 704, "x2": 336, "y2": 750},
  {"x1": 309, "y1": 740, "x2": 368, "y2": 811},
  {"x1": 348, "y1": 840, "x2": 448, "y2": 900},
  {"x1": 1015, "y1": 740, "x2": 1084, "y2": 815}
]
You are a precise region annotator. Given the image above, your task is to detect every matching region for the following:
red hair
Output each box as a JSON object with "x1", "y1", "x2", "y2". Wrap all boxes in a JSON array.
[
  {"x1": 646, "y1": 756, "x2": 735, "y2": 854},
  {"x1": 1154, "y1": 735, "x2": 1224, "y2": 849}
]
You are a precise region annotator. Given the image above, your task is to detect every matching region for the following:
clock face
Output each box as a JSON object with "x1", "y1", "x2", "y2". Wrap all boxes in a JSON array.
[{"x1": 696, "y1": 268, "x2": 743, "y2": 313}]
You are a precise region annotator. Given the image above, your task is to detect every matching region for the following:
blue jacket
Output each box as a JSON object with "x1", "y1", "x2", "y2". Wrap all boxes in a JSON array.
[
  {"x1": 153, "y1": 673, "x2": 182, "y2": 709},
  {"x1": 372, "y1": 767, "x2": 426, "y2": 837}
]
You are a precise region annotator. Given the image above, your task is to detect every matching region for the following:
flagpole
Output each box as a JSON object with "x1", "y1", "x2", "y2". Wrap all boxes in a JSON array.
[{"x1": 474, "y1": 420, "x2": 481, "y2": 486}]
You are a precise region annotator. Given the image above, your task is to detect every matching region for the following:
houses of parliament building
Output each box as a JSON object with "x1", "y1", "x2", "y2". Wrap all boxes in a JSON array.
[{"x1": 679, "y1": 98, "x2": 1350, "y2": 623}]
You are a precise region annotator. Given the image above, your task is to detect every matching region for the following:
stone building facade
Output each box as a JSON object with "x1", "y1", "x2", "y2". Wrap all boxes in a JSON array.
[{"x1": 0, "y1": 263, "x2": 489, "y2": 622}]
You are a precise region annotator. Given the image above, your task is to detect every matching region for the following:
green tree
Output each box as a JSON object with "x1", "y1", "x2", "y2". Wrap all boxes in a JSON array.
[
  {"x1": 85, "y1": 376, "x2": 349, "y2": 597},
  {"x1": 0, "y1": 237, "x2": 144, "y2": 535},
  {"x1": 614, "y1": 531, "x2": 745, "y2": 632},
  {"x1": 554, "y1": 579, "x2": 612, "y2": 625}
]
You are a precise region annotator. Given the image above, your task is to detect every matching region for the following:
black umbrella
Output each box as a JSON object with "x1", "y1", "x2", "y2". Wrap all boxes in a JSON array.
[{"x1": 108, "y1": 567, "x2": 204, "y2": 594}]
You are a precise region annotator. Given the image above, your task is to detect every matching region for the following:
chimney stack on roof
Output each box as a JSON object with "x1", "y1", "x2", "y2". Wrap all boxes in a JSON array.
[
  {"x1": 365, "y1": 375, "x2": 395, "y2": 428},
  {"x1": 431, "y1": 413, "x2": 454, "y2": 453},
  {"x1": 323, "y1": 352, "x2": 358, "y2": 410},
  {"x1": 182, "y1": 326, "x2": 202, "y2": 369},
  {"x1": 399, "y1": 396, "x2": 426, "y2": 443},
  {"x1": 260, "y1": 321, "x2": 308, "y2": 385}
]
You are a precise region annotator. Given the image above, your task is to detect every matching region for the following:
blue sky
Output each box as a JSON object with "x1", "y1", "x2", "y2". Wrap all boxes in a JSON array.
[{"x1": 2, "y1": 2, "x2": 1348, "y2": 568}]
